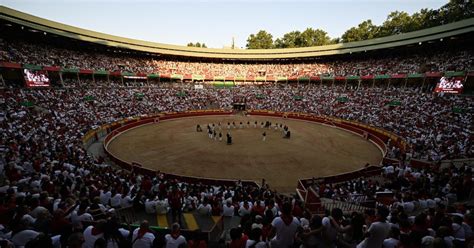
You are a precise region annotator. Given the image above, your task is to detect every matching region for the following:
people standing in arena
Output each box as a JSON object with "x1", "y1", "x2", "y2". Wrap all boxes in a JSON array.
[{"x1": 208, "y1": 128, "x2": 213, "y2": 139}]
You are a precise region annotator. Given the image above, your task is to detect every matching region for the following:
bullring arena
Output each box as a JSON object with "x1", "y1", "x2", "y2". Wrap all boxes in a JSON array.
[
  {"x1": 106, "y1": 114, "x2": 383, "y2": 192},
  {"x1": 2, "y1": 4, "x2": 474, "y2": 248}
]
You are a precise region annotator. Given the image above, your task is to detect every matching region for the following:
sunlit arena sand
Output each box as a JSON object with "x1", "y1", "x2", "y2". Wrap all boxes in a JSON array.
[{"x1": 107, "y1": 115, "x2": 383, "y2": 192}]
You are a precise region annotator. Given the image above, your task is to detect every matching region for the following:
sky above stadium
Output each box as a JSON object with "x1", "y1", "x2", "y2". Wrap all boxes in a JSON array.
[{"x1": 4, "y1": 0, "x2": 447, "y2": 48}]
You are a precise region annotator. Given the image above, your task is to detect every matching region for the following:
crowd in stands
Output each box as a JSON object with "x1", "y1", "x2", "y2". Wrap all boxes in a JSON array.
[
  {"x1": 1, "y1": 39, "x2": 472, "y2": 77},
  {"x1": 1, "y1": 34, "x2": 474, "y2": 247},
  {"x1": 1, "y1": 79, "x2": 473, "y2": 247}
]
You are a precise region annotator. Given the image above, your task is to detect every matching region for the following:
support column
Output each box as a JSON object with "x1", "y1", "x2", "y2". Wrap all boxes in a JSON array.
[
  {"x1": 0, "y1": 73, "x2": 5, "y2": 87},
  {"x1": 421, "y1": 77, "x2": 426, "y2": 92},
  {"x1": 59, "y1": 72, "x2": 63, "y2": 86}
]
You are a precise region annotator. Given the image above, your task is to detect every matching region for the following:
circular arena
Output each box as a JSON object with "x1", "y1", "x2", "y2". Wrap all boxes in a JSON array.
[{"x1": 105, "y1": 114, "x2": 383, "y2": 192}]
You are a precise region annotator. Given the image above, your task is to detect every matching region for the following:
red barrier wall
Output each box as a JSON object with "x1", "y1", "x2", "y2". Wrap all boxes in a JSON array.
[
  {"x1": 247, "y1": 110, "x2": 389, "y2": 156},
  {"x1": 93, "y1": 110, "x2": 435, "y2": 214}
]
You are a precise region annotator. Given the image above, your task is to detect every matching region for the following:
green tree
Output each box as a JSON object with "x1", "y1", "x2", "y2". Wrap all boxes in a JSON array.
[
  {"x1": 379, "y1": 11, "x2": 413, "y2": 36},
  {"x1": 246, "y1": 30, "x2": 274, "y2": 49},
  {"x1": 341, "y1": 20, "x2": 379, "y2": 42},
  {"x1": 411, "y1": 8, "x2": 440, "y2": 30},
  {"x1": 438, "y1": 0, "x2": 474, "y2": 24},
  {"x1": 274, "y1": 31, "x2": 302, "y2": 48},
  {"x1": 299, "y1": 28, "x2": 331, "y2": 47},
  {"x1": 330, "y1": 37, "x2": 341, "y2": 44},
  {"x1": 243, "y1": 1, "x2": 473, "y2": 49}
]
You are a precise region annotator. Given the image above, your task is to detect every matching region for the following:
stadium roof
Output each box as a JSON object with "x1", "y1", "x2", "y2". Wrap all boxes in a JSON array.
[{"x1": 1, "y1": 6, "x2": 474, "y2": 60}]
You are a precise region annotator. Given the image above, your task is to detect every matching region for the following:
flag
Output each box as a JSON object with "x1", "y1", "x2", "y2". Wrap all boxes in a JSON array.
[
  {"x1": 135, "y1": 93, "x2": 144, "y2": 100},
  {"x1": 293, "y1": 95, "x2": 303, "y2": 101},
  {"x1": 452, "y1": 107, "x2": 465, "y2": 114},
  {"x1": 337, "y1": 97, "x2": 349, "y2": 103},
  {"x1": 176, "y1": 92, "x2": 186, "y2": 97},
  {"x1": 20, "y1": 101, "x2": 34, "y2": 107},
  {"x1": 84, "y1": 96, "x2": 95, "y2": 102},
  {"x1": 386, "y1": 100, "x2": 401, "y2": 107}
]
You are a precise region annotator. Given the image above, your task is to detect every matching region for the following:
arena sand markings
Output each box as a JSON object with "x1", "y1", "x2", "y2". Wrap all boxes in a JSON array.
[{"x1": 107, "y1": 115, "x2": 383, "y2": 193}]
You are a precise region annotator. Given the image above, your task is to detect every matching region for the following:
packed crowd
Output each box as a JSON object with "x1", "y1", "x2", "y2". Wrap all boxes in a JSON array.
[
  {"x1": 1, "y1": 39, "x2": 472, "y2": 77},
  {"x1": 1, "y1": 80, "x2": 473, "y2": 247},
  {"x1": 5, "y1": 81, "x2": 473, "y2": 160}
]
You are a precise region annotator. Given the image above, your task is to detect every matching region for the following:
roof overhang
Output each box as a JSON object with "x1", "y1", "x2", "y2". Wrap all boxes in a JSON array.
[{"x1": 1, "y1": 6, "x2": 474, "y2": 60}]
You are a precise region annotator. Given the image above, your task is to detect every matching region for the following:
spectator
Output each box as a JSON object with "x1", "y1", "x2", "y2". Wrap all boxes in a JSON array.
[
  {"x1": 165, "y1": 223, "x2": 187, "y2": 248},
  {"x1": 83, "y1": 220, "x2": 106, "y2": 248},
  {"x1": 131, "y1": 220, "x2": 155, "y2": 248},
  {"x1": 269, "y1": 201, "x2": 300, "y2": 248},
  {"x1": 357, "y1": 206, "x2": 391, "y2": 248}
]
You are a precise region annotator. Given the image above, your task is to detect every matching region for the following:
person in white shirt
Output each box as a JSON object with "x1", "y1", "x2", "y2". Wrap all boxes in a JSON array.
[
  {"x1": 239, "y1": 201, "x2": 252, "y2": 217},
  {"x1": 102, "y1": 219, "x2": 130, "y2": 248},
  {"x1": 357, "y1": 206, "x2": 391, "y2": 248},
  {"x1": 100, "y1": 188, "x2": 112, "y2": 206},
  {"x1": 156, "y1": 199, "x2": 169, "y2": 215},
  {"x1": 265, "y1": 201, "x2": 278, "y2": 218},
  {"x1": 145, "y1": 197, "x2": 157, "y2": 214},
  {"x1": 197, "y1": 199, "x2": 212, "y2": 216},
  {"x1": 426, "y1": 198, "x2": 436, "y2": 209},
  {"x1": 269, "y1": 202, "x2": 300, "y2": 248},
  {"x1": 222, "y1": 199, "x2": 235, "y2": 217},
  {"x1": 402, "y1": 200, "x2": 415, "y2": 214},
  {"x1": 109, "y1": 190, "x2": 122, "y2": 208},
  {"x1": 120, "y1": 194, "x2": 134, "y2": 208},
  {"x1": 71, "y1": 202, "x2": 94, "y2": 227},
  {"x1": 451, "y1": 215, "x2": 466, "y2": 242},
  {"x1": 29, "y1": 205, "x2": 48, "y2": 218},
  {"x1": 383, "y1": 227, "x2": 400, "y2": 248},
  {"x1": 246, "y1": 227, "x2": 266, "y2": 248},
  {"x1": 165, "y1": 223, "x2": 187, "y2": 248},
  {"x1": 384, "y1": 165, "x2": 394, "y2": 175},
  {"x1": 321, "y1": 208, "x2": 344, "y2": 246},
  {"x1": 11, "y1": 229, "x2": 40, "y2": 247},
  {"x1": 82, "y1": 220, "x2": 106, "y2": 248},
  {"x1": 132, "y1": 220, "x2": 155, "y2": 248}
]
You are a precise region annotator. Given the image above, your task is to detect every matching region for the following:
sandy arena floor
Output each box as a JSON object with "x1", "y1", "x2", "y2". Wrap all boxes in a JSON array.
[{"x1": 107, "y1": 115, "x2": 383, "y2": 192}]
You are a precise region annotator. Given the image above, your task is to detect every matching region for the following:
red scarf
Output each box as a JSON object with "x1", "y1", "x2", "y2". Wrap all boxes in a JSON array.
[
  {"x1": 137, "y1": 227, "x2": 150, "y2": 239},
  {"x1": 281, "y1": 214, "x2": 294, "y2": 225},
  {"x1": 171, "y1": 231, "x2": 180, "y2": 239},
  {"x1": 91, "y1": 227, "x2": 103, "y2": 236}
]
